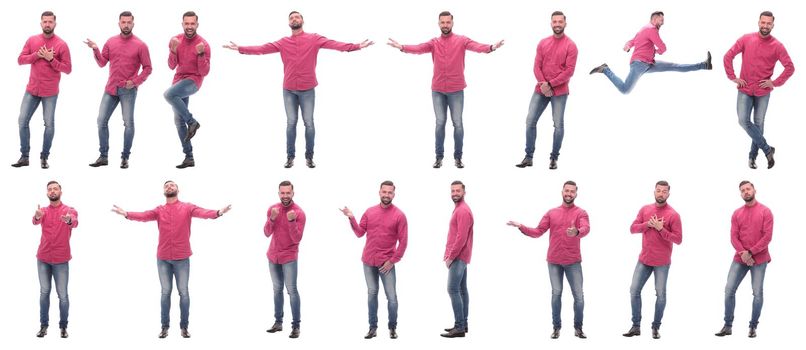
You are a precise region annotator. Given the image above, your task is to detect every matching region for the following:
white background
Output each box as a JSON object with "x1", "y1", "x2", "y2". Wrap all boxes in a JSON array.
[{"x1": 0, "y1": 0, "x2": 802, "y2": 349}]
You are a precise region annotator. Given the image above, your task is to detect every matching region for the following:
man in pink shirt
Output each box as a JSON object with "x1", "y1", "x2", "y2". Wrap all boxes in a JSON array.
[
  {"x1": 32, "y1": 180, "x2": 78, "y2": 339},
  {"x1": 623, "y1": 180, "x2": 682, "y2": 340},
  {"x1": 508, "y1": 180, "x2": 590, "y2": 339},
  {"x1": 340, "y1": 180, "x2": 408, "y2": 339},
  {"x1": 723, "y1": 11, "x2": 794, "y2": 170},
  {"x1": 440, "y1": 181, "x2": 474, "y2": 338},
  {"x1": 515, "y1": 11, "x2": 578, "y2": 170},
  {"x1": 84, "y1": 11, "x2": 152, "y2": 169},
  {"x1": 589, "y1": 11, "x2": 711, "y2": 94},
  {"x1": 12, "y1": 11, "x2": 72, "y2": 169},
  {"x1": 388, "y1": 11, "x2": 504, "y2": 168},
  {"x1": 715, "y1": 181, "x2": 773, "y2": 338},
  {"x1": 264, "y1": 180, "x2": 306, "y2": 339},
  {"x1": 165, "y1": 11, "x2": 210, "y2": 169},
  {"x1": 111, "y1": 181, "x2": 231, "y2": 338},
  {"x1": 223, "y1": 11, "x2": 373, "y2": 169}
]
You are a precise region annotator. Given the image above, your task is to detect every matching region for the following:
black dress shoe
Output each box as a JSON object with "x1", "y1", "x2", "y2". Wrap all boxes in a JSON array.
[
  {"x1": 444, "y1": 326, "x2": 468, "y2": 333},
  {"x1": 41, "y1": 159, "x2": 49, "y2": 169},
  {"x1": 11, "y1": 157, "x2": 29, "y2": 167},
  {"x1": 455, "y1": 159, "x2": 464, "y2": 168},
  {"x1": 749, "y1": 327, "x2": 757, "y2": 338},
  {"x1": 765, "y1": 146, "x2": 775, "y2": 169},
  {"x1": 704, "y1": 51, "x2": 713, "y2": 70},
  {"x1": 652, "y1": 328, "x2": 660, "y2": 339},
  {"x1": 36, "y1": 326, "x2": 48, "y2": 337},
  {"x1": 550, "y1": 328, "x2": 560, "y2": 339},
  {"x1": 364, "y1": 327, "x2": 377, "y2": 339},
  {"x1": 181, "y1": 328, "x2": 191, "y2": 338},
  {"x1": 389, "y1": 329, "x2": 398, "y2": 339},
  {"x1": 715, "y1": 326, "x2": 732, "y2": 336},
  {"x1": 176, "y1": 158, "x2": 195, "y2": 169},
  {"x1": 748, "y1": 158, "x2": 757, "y2": 169},
  {"x1": 440, "y1": 328, "x2": 465, "y2": 338},
  {"x1": 158, "y1": 327, "x2": 169, "y2": 338},
  {"x1": 266, "y1": 322, "x2": 282, "y2": 333},
  {"x1": 515, "y1": 158, "x2": 533, "y2": 168},
  {"x1": 185, "y1": 121, "x2": 200, "y2": 142},
  {"x1": 622, "y1": 326, "x2": 640, "y2": 337},
  {"x1": 433, "y1": 159, "x2": 442, "y2": 168},
  {"x1": 121, "y1": 158, "x2": 129, "y2": 169},
  {"x1": 60, "y1": 328, "x2": 68, "y2": 338},
  {"x1": 549, "y1": 159, "x2": 557, "y2": 170},
  {"x1": 284, "y1": 158, "x2": 294, "y2": 168},
  {"x1": 89, "y1": 156, "x2": 108, "y2": 167},
  {"x1": 306, "y1": 158, "x2": 316, "y2": 168},
  {"x1": 589, "y1": 63, "x2": 608, "y2": 74},
  {"x1": 575, "y1": 328, "x2": 586, "y2": 339},
  {"x1": 289, "y1": 327, "x2": 300, "y2": 338}
]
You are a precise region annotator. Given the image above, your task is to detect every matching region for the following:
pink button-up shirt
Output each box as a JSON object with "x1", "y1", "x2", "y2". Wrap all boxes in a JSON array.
[
  {"x1": 630, "y1": 203, "x2": 682, "y2": 266},
  {"x1": 401, "y1": 33, "x2": 493, "y2": 93},
  {"x1": 724, "y1": 33, "x2": 794, "y2": 96},
  {"x1": 534, "y1": 34, "x2": 578, "y2": 96},
  {"x1": 444, "y1": 200, "x2": 474, "y2": 264},
  {"x1": 168, "y1": 34, "x2": 210, "y2": 88},
  {"x1": 625, "y1": 24, "x2": 666, "y2": 64},
  {"x1": 92, "y1": 34, "x2": 152, "y2": 96},
  {"x1": 238, "y1": 32, "x2": 361, "y2": 91},
  {"x1": 126, "y1": 201, "x2": 219, "y2": 260},
  {"x1": 263, "y1": 202, "x2": 306, "y2": 264},
  {"x1": 33, "y1": 203, "x2": 78, "y2": 264},
  {"x1": 18, "y1": 34, "x2": 72, "y2": 97},
  {"x1": 519, "y1": 204, "x2": 590, "y2": 265},
  {"x1": 731, "y1": 201, "x2": 773, "y2": 265},
  {"x1": 348, "y1": 204, "x2": 408, "y2": 266}
]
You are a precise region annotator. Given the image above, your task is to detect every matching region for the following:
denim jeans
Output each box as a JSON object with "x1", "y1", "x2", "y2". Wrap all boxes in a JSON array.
[
  {"x1": 447, "y1": 260, "x2": 469, "y2": 330},
  {"x1": 97, "y1": 87, "x2": 137, "y2": 159},
  {"x1": 736, "y1": 92, "x2": 772, "y2": 160},
  {"x1": 723, "y1": 261, "x2": 767, "y2": 328},
  {"x1": 18, "y1": 92, "x2": 58, "y2": 159},
  {"x1": 629, "y1": 261, "x2": 669, "y2": 329},
  {"x1": 524, "y1": 92, "x2": 567, "y2": 160},
  {"x1": 363, "y1": 264, "x2": 398, "y2": 329},
  {"x1": 157, "y1": 259, "x2": 190, "y2": 329},
  {"x1": 432, "y1": 90, "x2": 464, "y2": 160},
  {"x1": 164, "y1": 79, "x2": 198, "y2": 158},
  {"x1": 548, "y1": 262, "x2": 584, "y2": 329},
  {"x1": 37, "y1": 260, "x2": 69, "y2": 328},
  {"x1": 282, "y1": 89, "x2": 316, "y2": 159},
  {"x1": 269, "y1": 260, "x2": 301, "y2": 328},
  {"x1": 604, "y1": 60, "x2": 707, "y2": 94}
]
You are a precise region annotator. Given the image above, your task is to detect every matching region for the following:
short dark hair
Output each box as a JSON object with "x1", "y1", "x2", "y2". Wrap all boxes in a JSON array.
[
  {"x1": 439, "y1": 11, "x2": 453, "y2": 19},
  {"x1": 183, "y1": 11, "x2": 197, "y2": 21},
  {"x1": 759, "y1": 11, "x2": 774, "y2": 21},
  {"x1": 163, "y1": 180, "x2": 177, "y2": 188},
  {"x1": 46, "y1": 180, "x2": 61, "y2": 189},
  {"x1": 279, "y1": 180, "x2": 294, "y2": 190},
  {"x1": 380, "y1": 180, "x2": 395, "y2": 190},
  {"x1": 650, "y1": 11, "x2": 664, "y2": 19},
  {"x1": 656, "y1": 180, "x2": 670, "y2": 190},
  {"x1": 120, "y1": 11, "x2": 133, "y2": 19},
  {"x1": 739, "y1": 180, "x2": 754, "y2": 188},
  {"x1": 289, "y1": 11, "x2": 303, "y2": 19},
  {"x1": 551, "y1": 11, "x2": 566, "y2": 20},
  {"x1": 563, "y1": 180, "x2": 577, "y2": 189},
  {"x1": 451, "y1": 180, "x2": 465, "y2": 190},
  {"x1": 41, "y1": 11, "x2": 55, "y2": 20}
]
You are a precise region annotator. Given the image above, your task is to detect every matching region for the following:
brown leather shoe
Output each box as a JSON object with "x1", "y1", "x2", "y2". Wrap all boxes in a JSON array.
[
  {"x1": 176, "y1": 158, "x2": 195, "y2": 169},
  {"x1": 715, "y1": 326, "x2": 732, "y2": 336},
  {"x1": 575, "y1": 328, "x2": 586, "y2": 339},
  {"x1": 11, "y1": 157, "x2": 29, "y2": 168},
  {"x1": 289, "y1": 327, "x2": 300, "y2": 338},
  {"x1": 60, "y1": 328, "x2": 68, "y2": 338},
  {"x1": 622, "y1": 326, "x2": 640, "y2": 337},
  {"x1": 364, "y1": 327, "x2": 377, "y2": 339},
  {"x1": 440, "y1": 328, "x2": 464, "y2": 338},
  {"x1": 158, "y1": 327, "x2": 168, "y2": 338},
  {"x1": 36, "y1": 326, "x2": 48, "y2": 337},
  {"x1": 266, "y1": 322, "x2": 282, "y2": 333},
  {"x1": 181, "y1": 328, "x2": 191, "y2": 338},
  {"x1": 89, "y1": 156, "x2": 108, "y2": 167}
]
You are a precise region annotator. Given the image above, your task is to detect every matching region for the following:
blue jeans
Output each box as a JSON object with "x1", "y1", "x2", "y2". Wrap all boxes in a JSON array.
[
  {"x1": 629, "y1": 262, "x2": 669, "y2": 329},
  {"x1": 157, "y1": 259, "x2": 190, "y2": 329},
  {"x1": 524, "y1": 92, "x2": 567, "y2": 160},
  {"x1": 18, "y1": 92, "x2": 57, "y2": 159},
  {"x1": 724, "y1": 261, "x2": 767, "y2": 328},
  {"x1": 447, "y1": 260, "x2": 469, "y2": 330},
  {"x1": 97, "y1": 87, "x2": 137, "y2": 159},
  {"x1": 432, "y1": 90, "x2": 464, "y2": 160},
  {"x1": 604, "y1": 60, "x2": 707, "y2": 94},
  {"x1": 37, "y1": 260, "x2": 69, "y2": 328},
  {"x1": 283, "y1": 89, "x2": 316, "y2": 159},
  {"x1": 736, "y1": 92, "x2": 772, "y2": 159},
  {"x1": 548, "y1": 262, "x2": 584, "y2": 329},
  {"x1": 164, "y1": 79, "x2": 198, "y2": 158},
  {"x1": 269, "y1": 260, "x2": 301, "y2": 328},
  {"x1": 363, "y1": 264, "x2": 398, "y2": 329}
]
